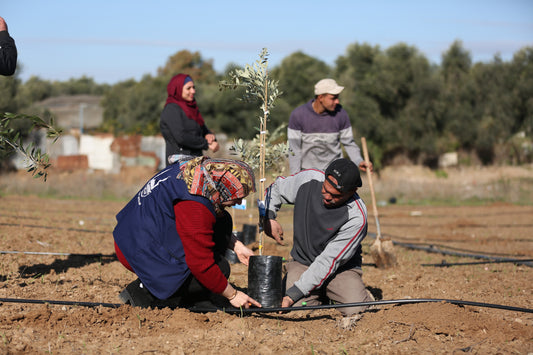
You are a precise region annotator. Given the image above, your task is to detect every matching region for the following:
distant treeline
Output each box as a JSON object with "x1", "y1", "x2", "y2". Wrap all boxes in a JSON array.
[{"x1": 1, "y1": 40, "x2": 532, "y2": 168}]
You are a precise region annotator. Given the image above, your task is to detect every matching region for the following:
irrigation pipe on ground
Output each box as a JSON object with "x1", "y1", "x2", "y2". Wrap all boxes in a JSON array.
[
  {"x1": 0, "y1": 222, "x2": 108, "y2": 234},
  {"x1": 1, "y1": 297, "x2": 531, "y2": 314},
  {"x1": 392, "y1": 241, "x2": 533, "y2": 267},
  {"x1": 365, "y1": 232, "x2": 533, "y2": 268},
  {"x1": 0, "y1": 251, "x2": 116, "y2": 258},
  {"x1": 0, "y1": 298, "x2": 122, "y2": 309},
  {"x1": 422, "y1": 259, "x2": 533, "y2": 267}
]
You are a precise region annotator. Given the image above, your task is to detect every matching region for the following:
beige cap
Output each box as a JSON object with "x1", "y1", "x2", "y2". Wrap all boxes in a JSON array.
[{"x1": 314, "y1": 78, "x2": 344, "y2": 95}]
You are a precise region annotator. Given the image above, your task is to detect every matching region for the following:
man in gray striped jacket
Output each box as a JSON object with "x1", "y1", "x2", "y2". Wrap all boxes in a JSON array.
[{"x1": 264, "y1": 158, "x2": 374, "y2": 322}]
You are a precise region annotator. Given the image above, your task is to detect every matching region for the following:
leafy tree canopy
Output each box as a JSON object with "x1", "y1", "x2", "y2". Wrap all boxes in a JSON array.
[{"x1": 5, "y1": 42, "x2": 533, "y2": 168}]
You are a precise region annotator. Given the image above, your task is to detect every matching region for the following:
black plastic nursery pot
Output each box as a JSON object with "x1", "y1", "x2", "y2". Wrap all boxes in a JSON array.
[
  {"x1": 224, "y1": 249, "x2": 240, "y2": 264},
  {"x1": 242, "y1": 224, "x2": 257, "y2": 245},
  {"x1": 247, "y1": 255, "x2": 283, "y2": 308}
]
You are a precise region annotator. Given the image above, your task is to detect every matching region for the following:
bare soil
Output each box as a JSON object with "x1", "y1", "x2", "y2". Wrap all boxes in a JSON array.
[{"x1": 0, "y1": 166, "x2": 532, "y2": 354}]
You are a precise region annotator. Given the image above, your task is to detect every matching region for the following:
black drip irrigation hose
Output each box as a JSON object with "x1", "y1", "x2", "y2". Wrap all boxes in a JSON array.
[
  {"x1": 393, "y1": 241, "x2": 533, "y2": 268},
  {"x1": 0, "y1": 297, "x2": 122, "y2": 308},
  {"x1": 366, "y1": 233, "x2": 533, "y2": 268},
  {"x1": 390, "y1": 237, "x2": 528, "y2": 257},
  {"x1": 422, "y1": 259, "x2": 533, "y2": 267},
  {"x1": 0, "y1": 222, "x2": 109, "y2": 234},
  {"x1": 0, "y1": 251, "x2": 116, "y2": 258},
  {"x1": 368, "y1": 232, "x2": 529, "y2": 258},
  {"x1": 1, "y1": 297, "x2": 531, "y2": 314}
]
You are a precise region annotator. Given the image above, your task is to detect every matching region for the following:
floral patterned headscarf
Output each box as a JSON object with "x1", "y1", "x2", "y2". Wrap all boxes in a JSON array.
[{"x1": 178, "y1": 156, "x2": 256, "y2": 213}]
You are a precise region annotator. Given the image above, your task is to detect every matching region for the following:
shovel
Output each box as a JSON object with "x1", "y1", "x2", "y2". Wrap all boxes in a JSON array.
[{"x1": 361, "y1": 137, "x2": 397, "y2": 268}]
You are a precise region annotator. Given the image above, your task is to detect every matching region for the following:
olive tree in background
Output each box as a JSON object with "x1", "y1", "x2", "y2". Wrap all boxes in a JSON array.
[
  {"x1": 157, "y1": 49, "x2": 218, "y2": 84},
  {"x1": 271, "y1": 51, "x2": 331, "y2": 108},
  {"x1": 5, "y1": 41, "x2": 532, "y2": 168},
  {"x1": 439, "y1": 41, "x2": 477, "y2": 153}
]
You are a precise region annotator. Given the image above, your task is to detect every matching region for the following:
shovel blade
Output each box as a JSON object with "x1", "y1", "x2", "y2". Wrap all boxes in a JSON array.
[{"x1": 370, "y1": 237, "x2": 397, "y2": 268}]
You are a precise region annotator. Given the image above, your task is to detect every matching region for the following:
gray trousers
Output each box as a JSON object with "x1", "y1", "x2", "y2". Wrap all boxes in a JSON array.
[{"x1": 285, "y1": 260, "x2": 373, "y2": 316}]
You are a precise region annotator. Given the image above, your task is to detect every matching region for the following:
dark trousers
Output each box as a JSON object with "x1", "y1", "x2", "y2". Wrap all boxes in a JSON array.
[{"x1": 168, "y1": 252, "x2": 231, "y2": 307}]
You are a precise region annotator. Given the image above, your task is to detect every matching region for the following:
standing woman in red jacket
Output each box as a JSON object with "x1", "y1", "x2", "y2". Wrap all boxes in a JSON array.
[{"x1": 160, "y1": 74, "x2": 219, "y2": 166}]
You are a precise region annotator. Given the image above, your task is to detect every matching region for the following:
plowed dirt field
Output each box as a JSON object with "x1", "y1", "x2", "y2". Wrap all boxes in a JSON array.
[{"x1": 0, "y1": 165, "x2": 531, "y2": 354}]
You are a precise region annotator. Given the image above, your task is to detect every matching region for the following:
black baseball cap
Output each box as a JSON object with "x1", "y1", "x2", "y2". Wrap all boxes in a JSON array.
[{"x1": 324, "y1": 158, "x2": 362, "y2": 192}]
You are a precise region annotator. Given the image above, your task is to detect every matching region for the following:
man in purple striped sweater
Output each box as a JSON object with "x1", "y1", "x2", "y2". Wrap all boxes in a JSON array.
[{"x1": 287, "y1": 78, "x2": 373, "y2": 175}]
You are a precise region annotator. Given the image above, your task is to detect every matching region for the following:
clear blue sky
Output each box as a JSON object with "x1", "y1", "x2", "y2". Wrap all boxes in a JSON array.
[{"x1": 3, "y1": 0, "x2": 532, "y2": 84}]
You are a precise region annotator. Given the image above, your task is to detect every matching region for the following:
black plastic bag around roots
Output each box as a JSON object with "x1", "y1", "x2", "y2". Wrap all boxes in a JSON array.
[
  {"x1": 247, "y1": 255, "x2": 283, "y2": 308},
  {"x1": 242, "y1": 224, "x2": 257, "y2": 245}
]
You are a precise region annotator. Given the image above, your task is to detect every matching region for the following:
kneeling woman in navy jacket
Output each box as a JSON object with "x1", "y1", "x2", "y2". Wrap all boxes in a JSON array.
[{"x1": 113, "y1": 156, "x2": 261, "y2": 309}]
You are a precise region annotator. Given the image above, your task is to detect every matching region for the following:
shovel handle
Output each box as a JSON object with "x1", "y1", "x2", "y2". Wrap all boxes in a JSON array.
[{"x1": 361, "y1": 137, "x2": 381, "y2": 239}]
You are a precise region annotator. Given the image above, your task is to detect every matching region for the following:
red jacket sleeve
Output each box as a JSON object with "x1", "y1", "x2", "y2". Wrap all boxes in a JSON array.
[{"x1": 174, "y1": 200, "x2": 228, "y2": 294}]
